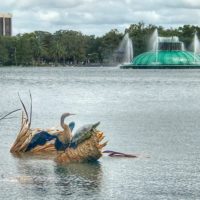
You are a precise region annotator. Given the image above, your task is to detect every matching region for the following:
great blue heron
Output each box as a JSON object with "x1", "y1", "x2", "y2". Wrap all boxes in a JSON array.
[{"x1": 58, "y1": 112, "x2": 75, "y2": 146}]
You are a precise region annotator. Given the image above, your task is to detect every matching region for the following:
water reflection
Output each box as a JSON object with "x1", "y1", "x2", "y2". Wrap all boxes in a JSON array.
[
  {"x1": 11, "y1": 155, "x2": 102, "y2": 199},
  {"x1": 54, "y1": 162, "x2": 102, "y2": 197},
  {"x1": 11, "y1": 152, "x2": 57, "y2": 160},
  {"x1": 55, "y1": 162, "x2": 102, "y2": 184}
]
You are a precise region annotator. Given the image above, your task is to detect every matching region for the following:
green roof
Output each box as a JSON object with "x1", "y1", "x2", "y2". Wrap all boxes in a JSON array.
[{"x1": 132, "y1": 50, "x2": 200, "y2": 65}]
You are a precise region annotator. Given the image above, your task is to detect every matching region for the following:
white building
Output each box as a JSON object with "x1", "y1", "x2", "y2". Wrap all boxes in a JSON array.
[{"x1": 0, "y1": 13, "x2": 12, "y2": 36}]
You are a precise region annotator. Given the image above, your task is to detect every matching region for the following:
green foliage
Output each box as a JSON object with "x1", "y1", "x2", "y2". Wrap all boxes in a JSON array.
[
  {"x1": 0, "y1": 23, "x2": 199, "y2": 66},
  {"x1": 100, "y1": 29, "x2": 123, "y2": 62}
]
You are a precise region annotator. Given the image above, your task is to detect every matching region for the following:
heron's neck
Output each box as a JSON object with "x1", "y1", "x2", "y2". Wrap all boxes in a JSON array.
[{"x1": 62, "y1": 124, "x2": 72, "y2": 143}]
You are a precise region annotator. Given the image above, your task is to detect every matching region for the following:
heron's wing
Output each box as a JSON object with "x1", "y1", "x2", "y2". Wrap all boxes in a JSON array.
[
  {"x1": 10, "y1": 110, "x2": 58, "y2": 153},
  {"x1": 70, "y1": 122, "x2": 100, "y2": 148},
  {"x1": 25, "y1": 131, "x2": 57, "y2": 152}
]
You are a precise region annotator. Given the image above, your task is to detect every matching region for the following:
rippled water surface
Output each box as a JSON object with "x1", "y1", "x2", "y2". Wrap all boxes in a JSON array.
[{"x1": 0, "y1": 67, "x2": 200, "y2": 200}]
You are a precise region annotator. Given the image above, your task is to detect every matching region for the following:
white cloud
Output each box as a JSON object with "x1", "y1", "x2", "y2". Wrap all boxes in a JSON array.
[
  {"x1": 1, "y1": 0, "x2": 200, "y2": 35},
  {"x1": 37, "y1": 11, "x2": 60, "y2": 22}
]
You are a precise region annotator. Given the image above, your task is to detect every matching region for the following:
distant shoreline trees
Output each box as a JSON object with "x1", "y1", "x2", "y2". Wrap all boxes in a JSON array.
[{"x1": 0, "y1": 23, "x2": 199, "y2": 66}]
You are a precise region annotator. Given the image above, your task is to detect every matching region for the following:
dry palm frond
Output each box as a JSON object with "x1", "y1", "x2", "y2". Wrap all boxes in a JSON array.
[{"x1": 0, "y1": 108, "x2": 21, "y2": 121}]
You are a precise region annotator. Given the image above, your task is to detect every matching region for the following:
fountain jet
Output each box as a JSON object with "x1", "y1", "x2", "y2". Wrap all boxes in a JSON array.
[
  {"x1": 116, "y1": 33, "x2": 133, "y2": 64},
  {"x1": 149, "y1": 29, "x2": 159, "y2": 64},
  {"x1": 181, "y1": 42, "x2": 185, "y2": 51},
  {"x1": 193, "y1": 32, "x2": 200, "y2": 63}
]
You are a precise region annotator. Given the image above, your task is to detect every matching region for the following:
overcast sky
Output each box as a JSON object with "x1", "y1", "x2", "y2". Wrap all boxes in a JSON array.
[{"x1": 1, "y1": 0, "x2": 200, "y2": 36}]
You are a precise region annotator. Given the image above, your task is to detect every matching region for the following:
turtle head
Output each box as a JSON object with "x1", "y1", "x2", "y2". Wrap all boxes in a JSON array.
[{"x1": 69, "y1": 121, "x2": 75, "y2": 132}]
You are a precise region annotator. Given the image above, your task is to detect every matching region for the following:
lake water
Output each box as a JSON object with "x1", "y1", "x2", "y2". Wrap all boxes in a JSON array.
[{"x1": 0, "y1": 67, "x2": 200, "y2": 200}]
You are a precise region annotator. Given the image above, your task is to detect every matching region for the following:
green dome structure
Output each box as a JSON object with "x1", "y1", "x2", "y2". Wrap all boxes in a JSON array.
[
  {"x1": 120, "y1": 35, "x2": 200, "y2": 69},
  {"x1": 133, "y1": 50, "x2": 200, "y2": 66}
]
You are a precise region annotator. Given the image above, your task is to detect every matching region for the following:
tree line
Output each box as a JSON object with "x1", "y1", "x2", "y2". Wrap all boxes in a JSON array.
[{"x1": 0, "y1": 23, "x2": 200, "y2": 66}]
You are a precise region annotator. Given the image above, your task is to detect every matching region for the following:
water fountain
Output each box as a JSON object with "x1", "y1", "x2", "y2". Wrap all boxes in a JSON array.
[
  {"x1": 192, "y1": 32, "x2": 200, "y2": 63},
  {"x1": 116, "y1": 33, "x2": 133, "y2": 64},
  {"x1": 120, "y1": 29, "x2": 200, "y2": 69}
]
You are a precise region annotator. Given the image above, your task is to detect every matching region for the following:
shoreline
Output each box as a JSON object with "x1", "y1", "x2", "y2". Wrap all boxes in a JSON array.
[{"x1": 0, "y1": 63, "x2": 119, "y2": 68}]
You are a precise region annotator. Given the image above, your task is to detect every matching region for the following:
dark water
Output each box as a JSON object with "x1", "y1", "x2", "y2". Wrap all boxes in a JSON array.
[{"x1": 0, "y1": 67, "x2": 200, "y2": 200}]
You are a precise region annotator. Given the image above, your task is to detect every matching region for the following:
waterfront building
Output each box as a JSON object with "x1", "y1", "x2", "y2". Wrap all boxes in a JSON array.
[{"x1": 0, "y1": 13, "x2": 12, "y2": 36}]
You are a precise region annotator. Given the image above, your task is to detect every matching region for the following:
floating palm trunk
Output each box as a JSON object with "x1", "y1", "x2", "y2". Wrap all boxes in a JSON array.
[
  {"x1": 10, "y1": 94, "x2": 108, "y2": 163},
  {"x1": 56, "y1": 131, "x2": 107, "y2": 163}
]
